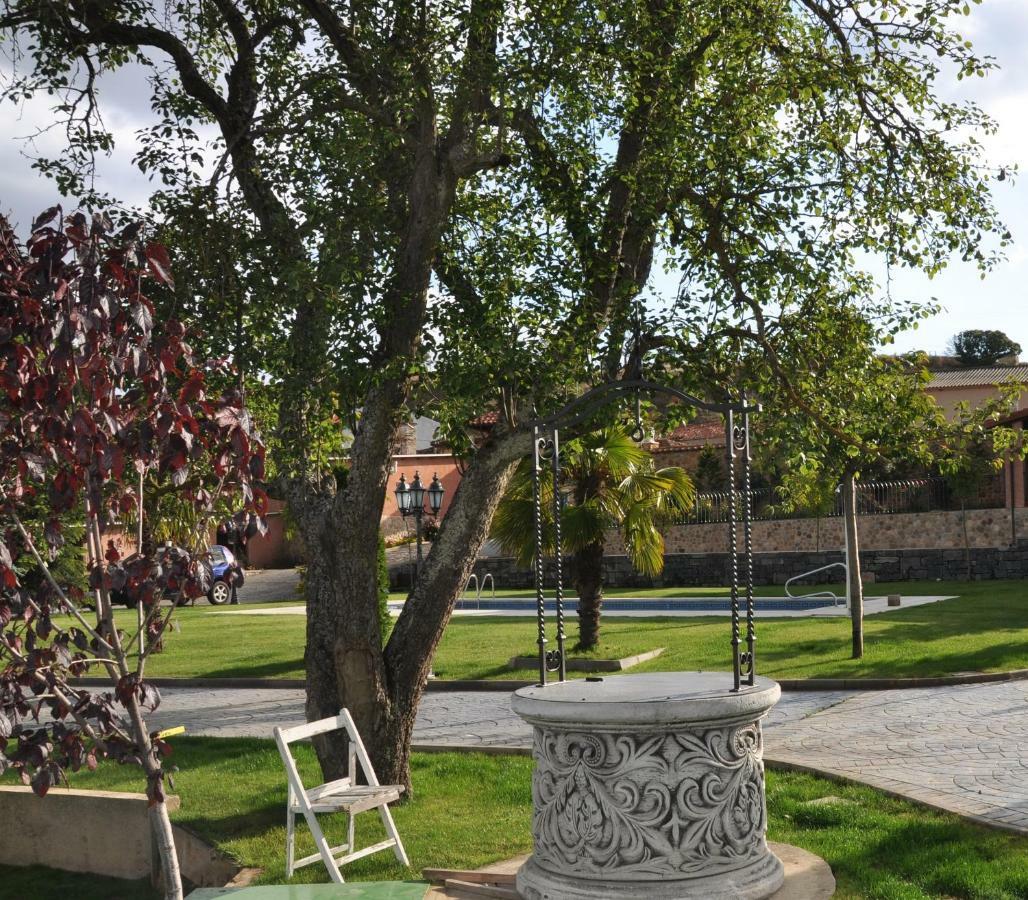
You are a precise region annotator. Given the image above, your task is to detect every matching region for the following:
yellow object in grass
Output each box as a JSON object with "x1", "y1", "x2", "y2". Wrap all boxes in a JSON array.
[{"x1": 156, "y1": 726, "x2": 186, "y2": 739}]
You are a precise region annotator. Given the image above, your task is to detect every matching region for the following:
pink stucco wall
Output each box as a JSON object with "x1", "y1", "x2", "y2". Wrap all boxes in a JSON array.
[
  {"x1": 381, "y1": 453, "x2": 462, "y2": 537},
  {"x1": 926, "y1": 385, "x2": 1026, "y2": 419}
]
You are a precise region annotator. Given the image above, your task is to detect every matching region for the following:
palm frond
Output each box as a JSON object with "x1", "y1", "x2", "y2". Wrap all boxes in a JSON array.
[
  {"x1": 490, "y1": 423, "x2": 696, "y2": 580},
  {"x1": 490, "y1": 458, "x2": 556, "y2": 565},
  {"x1": 622, "y1": 497, "x2": 666, "y2": 577},
  {"x1": 489, "y1": 495, "x2": 540, "y2": 568},
  {"x1": 559, "y1": 500, "x2": 609, "y2": 553},
  {"x1": 575, "y1": 427, "x2": 649, "y2": 480}
]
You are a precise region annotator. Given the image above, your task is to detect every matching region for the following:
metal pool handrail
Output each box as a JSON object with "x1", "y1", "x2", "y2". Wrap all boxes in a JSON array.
[
  {"x1": 785, "y1": 562, "x2": 848, "y2": 606},
  {"x1": 463, "y1": 573, "x2": 495, "y2": 609},
  {"x1": 480, "y1": 573, "x2": 495, "y2": 606}
]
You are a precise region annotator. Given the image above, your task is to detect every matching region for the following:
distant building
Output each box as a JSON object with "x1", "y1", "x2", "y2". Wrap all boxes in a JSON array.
[
  {"x1": 640, "y1": 419, "x2": 725, "y2": 471},
  {"x1": 923, "y1": 365, "x2": 1028, "y2": 509},
  {"x1": 925, "y1": 365, "x2": 1028, "y2": 419}
]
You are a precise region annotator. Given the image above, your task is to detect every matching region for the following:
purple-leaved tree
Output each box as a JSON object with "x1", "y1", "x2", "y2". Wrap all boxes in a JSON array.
[{"x1": 0, "y1": 207, "x2": 266, "y2": 900}]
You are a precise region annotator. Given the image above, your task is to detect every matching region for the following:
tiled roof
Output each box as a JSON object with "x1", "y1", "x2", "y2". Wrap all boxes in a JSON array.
[
  {"x1": 468, "y1": 411, "x2": 500, "y2": 428},
  {"x1": 927, "y1": 366, "x2": 1028, "y2": 389},
  {"x1": 652, "y1": 422, "x2": 723, "y2": 452}
]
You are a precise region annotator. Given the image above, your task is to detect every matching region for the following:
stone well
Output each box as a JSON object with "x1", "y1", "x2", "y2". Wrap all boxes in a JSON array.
[{"x1": 512, "y1": 672, "x2": 784, "y2": 900}]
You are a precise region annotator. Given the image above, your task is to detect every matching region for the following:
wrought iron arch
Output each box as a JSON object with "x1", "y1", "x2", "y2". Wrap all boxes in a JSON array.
[{"x1": 529, "y1": 379, "x2": 761, "y2": 692}]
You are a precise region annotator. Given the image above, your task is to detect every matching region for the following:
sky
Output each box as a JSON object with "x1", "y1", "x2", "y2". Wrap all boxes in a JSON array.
[
  {"x1": 879, "y1": 0, "x2": 1028, "y2": 356},
  {"x1": 1, "y1": 1, "x2": 1026, "y2": 358}
]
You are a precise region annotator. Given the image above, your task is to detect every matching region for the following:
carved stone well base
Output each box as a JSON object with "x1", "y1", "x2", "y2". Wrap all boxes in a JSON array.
[{"x1": 512, "y1": 672, "x2": 784, "y2": 900}]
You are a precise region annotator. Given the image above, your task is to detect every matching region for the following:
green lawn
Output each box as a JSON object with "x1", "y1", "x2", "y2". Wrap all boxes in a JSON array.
[
  {"x1": 127, "y1": 580, "x2": 1028, "y2": 682},
  {"x1": 4, "y1": 738, "x2": 1028, "y2": 900}
]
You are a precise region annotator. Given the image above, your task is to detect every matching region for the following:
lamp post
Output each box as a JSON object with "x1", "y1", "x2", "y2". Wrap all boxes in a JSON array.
[{"x1": 394, "y1": 470, "x2": 444, "y2": 584}]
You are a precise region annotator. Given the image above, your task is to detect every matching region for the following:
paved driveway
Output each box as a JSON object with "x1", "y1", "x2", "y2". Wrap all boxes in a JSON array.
[
  {"x1": 147, "y1": 680, "x2": 1028, "y2": 834},
  {"x1": 236, "y1": 568, "x2": 302, "y2": 604}
]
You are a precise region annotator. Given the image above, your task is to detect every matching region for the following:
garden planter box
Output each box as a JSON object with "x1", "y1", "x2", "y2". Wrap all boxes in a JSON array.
[{"x1": 0, "y1": 786, "x2": 244, "y2": 888}]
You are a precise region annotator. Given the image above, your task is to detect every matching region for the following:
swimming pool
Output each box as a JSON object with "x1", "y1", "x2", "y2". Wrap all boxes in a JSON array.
[{"x1": 453, "y1": 596, "x2": 840, "y2": 612}]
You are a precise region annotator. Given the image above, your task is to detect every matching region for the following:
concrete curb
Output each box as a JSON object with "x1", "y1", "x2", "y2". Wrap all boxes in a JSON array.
[
  {"x1": 70, "y1": 676, "x2": 534, "y2": 692},
  {"x1": 73, "y1": 666, "x2": 1028, "y2": 693},
  {"x1": 776, "y1": 667, "x2": 1028, "y2": 691}
]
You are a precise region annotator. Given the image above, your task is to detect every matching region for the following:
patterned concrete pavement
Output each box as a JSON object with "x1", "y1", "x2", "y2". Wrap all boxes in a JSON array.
[
  {"x1": 764, "y1": 680, "x2": 1028, "y2": 834},
  {"x1": 146, "y1": 679, "x2": 1028, "y2": 834},
  {"x1": 145, "y1": 684, "x2": 853, "y2": 748}
]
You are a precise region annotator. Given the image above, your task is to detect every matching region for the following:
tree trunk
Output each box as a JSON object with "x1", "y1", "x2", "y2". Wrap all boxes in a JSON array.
[
  {"x1": 150, "y1": 799, "x2": 183, "y2": 900},
  {"x1": 961, "y1": 499, "x2": 971, "y2": 580},
  {"x1": 573, "y1": 540, "x2": 605, "y2": 650},
  {"x1": 843, "y1": 472, "x2": 863, "y2": 660},
  {"x1": 297, "y1": 423, "x2": 527, "y2": 793},
  {"x1": 122, "y1": 688, "x2": 182, "y2": 900},
  {"x1": 291, "y1": 141, "x2": 460, "y2": 789}
]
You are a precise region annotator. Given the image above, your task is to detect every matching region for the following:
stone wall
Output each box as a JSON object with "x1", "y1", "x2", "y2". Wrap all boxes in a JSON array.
[
  {"x1": 386, "y1": 507, "x2": 1028, "y2": 590},
  {"x1": 463, "y1": 543, "x2": 1028, "y2": 590},
  {"x1": 605, "y1": 507, "x2": 1028, "y2": 555}
]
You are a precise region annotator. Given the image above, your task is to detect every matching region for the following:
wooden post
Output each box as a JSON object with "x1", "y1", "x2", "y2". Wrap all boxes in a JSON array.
[{"x1": 843, "y1": 472, "x2": 863, "y2": 659}]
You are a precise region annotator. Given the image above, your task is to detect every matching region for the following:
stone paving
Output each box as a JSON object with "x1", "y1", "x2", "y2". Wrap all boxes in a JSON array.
[
  {"x1": 235, "y1": 567, "x2": 302, "y2": 604},
  {"x1": 764, "y1": 680, "x2": 1028, "y2": 833},
  {"x1": 146, "y1": 685, "x2": 853, "y2": 747},
  {"x1": 146, "y1": 680, "x2": 1028, "y2": 835}
]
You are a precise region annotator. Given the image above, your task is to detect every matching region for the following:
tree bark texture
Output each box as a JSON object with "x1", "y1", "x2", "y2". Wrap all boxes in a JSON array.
[
  {"x1": 962, "y1": 500, "x2": 971, "y2": 580},
  {"x1": 123, "y1": 683, "x2": 183, "y2": 899},
  {"x1": 151, "y1": 799, "x2": 183, "y2": 900},
  {"x1": 299, "y1": 430, "x2": 527, "y2": 792},
  {"x1": 573, "y1": 540, "x2": 606, "y2": 650},
  {"x1": 843, "y1": 472, "x2": 863, "y2": 660}
]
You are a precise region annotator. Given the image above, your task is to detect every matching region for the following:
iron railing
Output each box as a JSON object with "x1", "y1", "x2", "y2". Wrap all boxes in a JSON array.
[{"x1": 678, "y1": 475, "x2": 1006, "y2": 526}]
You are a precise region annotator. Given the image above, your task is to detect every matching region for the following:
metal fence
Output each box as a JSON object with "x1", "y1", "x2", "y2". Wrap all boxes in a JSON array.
[{"x1": 678, "y1": 475, "x2": 1006, "y2": 526}]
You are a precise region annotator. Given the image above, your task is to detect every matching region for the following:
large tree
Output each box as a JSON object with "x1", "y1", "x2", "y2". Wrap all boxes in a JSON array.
[
  {"x1": 950, "y1": 329, "x2": 1022, "y2": 367},
  {"x1": 0, "y1": 0, "x2": 1005, "y2": 788}
]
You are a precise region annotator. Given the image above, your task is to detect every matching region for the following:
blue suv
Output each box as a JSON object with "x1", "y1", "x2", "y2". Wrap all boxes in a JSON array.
[
  {"x1": 110, "y1": 544, "x2": 245, "y2": 607},
  {"x1": 206, "y1": 544, "x2": 245, "y2": 605}
]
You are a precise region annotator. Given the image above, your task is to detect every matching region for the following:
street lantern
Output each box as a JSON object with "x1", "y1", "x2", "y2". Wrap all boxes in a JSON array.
[
  {"x1": 393, "y1": 470, "x2": 442, "y2": 585},
  {"x1": 427, "y1": 473, "x2": 444, "y2": 516},
  {"x1": 409, "y1": 471, "x2": 426, "y2": 511},
  {"x1": 394, "y1": 473, "x2": 411, "y2": 515}
]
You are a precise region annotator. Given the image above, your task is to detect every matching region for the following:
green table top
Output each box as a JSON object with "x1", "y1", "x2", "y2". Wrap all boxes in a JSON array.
[{"x1": 187, "y1": 882, "x2": 429, "y2": 899}]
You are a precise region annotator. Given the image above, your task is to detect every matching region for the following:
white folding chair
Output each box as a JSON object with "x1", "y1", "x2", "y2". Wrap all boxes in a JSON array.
[{"x1": 273, "y1": 708, "x2": 410, "y2": 883}]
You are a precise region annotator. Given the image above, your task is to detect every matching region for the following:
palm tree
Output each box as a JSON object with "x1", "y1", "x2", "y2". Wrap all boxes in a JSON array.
[{"x1": 491, "y1": 426, "x2": 695, "y2": 649}]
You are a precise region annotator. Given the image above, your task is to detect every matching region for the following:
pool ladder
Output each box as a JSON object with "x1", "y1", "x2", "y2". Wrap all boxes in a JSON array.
[
  {"x1": 463, "y1": 573, "x2": 495, "y2": 610},
  {"x1": 784, "y1": 562, "x2": 848, "y2": 607}
]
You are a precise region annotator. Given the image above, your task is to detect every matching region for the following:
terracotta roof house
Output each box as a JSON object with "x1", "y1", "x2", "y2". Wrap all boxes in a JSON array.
[
  {"x1": 649, "y1": 421, "x2": 724, "y2": 452},
  {"x1": 925, "y1": 365, "x2": 1028, "y2": 419}
]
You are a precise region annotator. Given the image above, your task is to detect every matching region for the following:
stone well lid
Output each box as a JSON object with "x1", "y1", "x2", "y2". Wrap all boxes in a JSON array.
[{"x1": 512, "y1": 672, "x2": 780, "y2": 727}]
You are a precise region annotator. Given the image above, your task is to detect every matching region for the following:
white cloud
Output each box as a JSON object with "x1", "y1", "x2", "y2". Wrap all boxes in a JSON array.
[{"x1": 0, "y1": 59, "x2": 188, "y2": 229}]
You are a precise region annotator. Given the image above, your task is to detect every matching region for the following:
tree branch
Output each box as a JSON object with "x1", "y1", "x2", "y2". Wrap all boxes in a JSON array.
[
  {"x1": 297, "y1": 0, "x2": 390, "y2": 107},
  {"x1": 6, "y1": 509, "x2": 114, "y2": 655}
]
